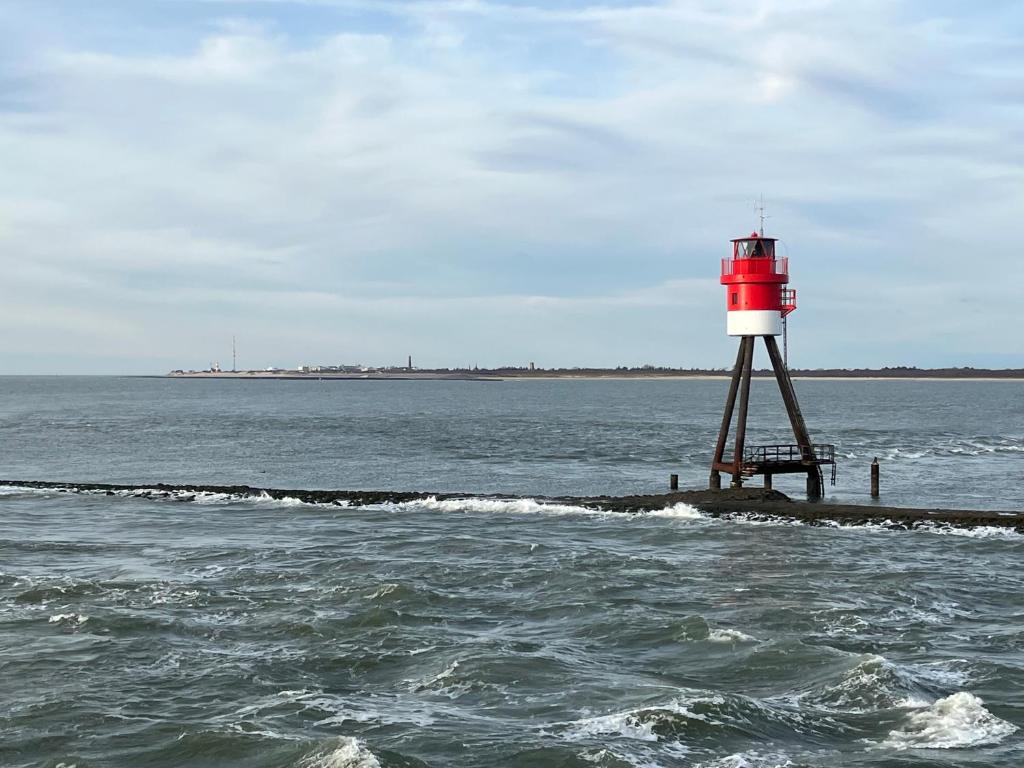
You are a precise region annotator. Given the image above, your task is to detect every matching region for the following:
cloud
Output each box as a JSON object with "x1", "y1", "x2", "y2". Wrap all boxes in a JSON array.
[{"x1": 0, "y1": 0, "x2": 1021, "y2": 372}]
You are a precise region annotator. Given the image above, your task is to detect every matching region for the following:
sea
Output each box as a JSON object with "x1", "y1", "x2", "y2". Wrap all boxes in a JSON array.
[{"x1": 1, "y1": 375, "x2": 1022, "y2": 768}]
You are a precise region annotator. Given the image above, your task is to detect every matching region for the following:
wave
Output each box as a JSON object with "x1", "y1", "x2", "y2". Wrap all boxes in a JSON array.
[
  {"x1": 882, "y1": 692, "x2": 1017, "y2": 749},
  {"x1": 719, "y1": 512, "x2": 1024, "y2": 539},
  {"x1": 295, "y1": 737, "x2": 381, "y2": 768},
  {"x1": 706, "y1": 628, "x2": 758, "y2": 644},
  {"x1": 0, "y1": 483, "x2": 349, "y2": 509},
  {"x1": 695, "y1": 751, "x2": 794, "y2": 768},
  {"x1": 844, "y1": 437, "x2": 1024, "y2": 461},
  {"x1": 562, "y1": 706, "x2": 669, "y2": 743},
  {"x1": 801, "y1": 654, "x2": 971, "y2": 714},
  {"x1": 817, "y1": 519, "x2": 1024, "y2": 540},
  {"x1": 48, "y1": 612, "x2": 89, "y2": 626},
  {"x1": 645, "y1": 502, "x2": 705, "y2": 520},
  {"x1": 395, "y1": 496, "x2": 608, "y2": 518},
  {"x1": 558, "y1": 689, "x2": 840, "y2": 747}
]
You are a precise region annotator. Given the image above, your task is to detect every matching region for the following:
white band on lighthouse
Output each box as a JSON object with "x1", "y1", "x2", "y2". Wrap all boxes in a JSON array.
[{"x1": 727, "y1": 310, "x2": 783, "y2": 337}]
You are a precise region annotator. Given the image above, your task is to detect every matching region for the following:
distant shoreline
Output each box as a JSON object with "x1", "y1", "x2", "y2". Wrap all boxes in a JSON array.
[{"x1": 163, "y1": 368, "x2": 1024, "y2": 381}]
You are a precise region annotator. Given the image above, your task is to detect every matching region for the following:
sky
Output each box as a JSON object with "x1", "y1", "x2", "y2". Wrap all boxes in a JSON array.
[{"x1": 1, "y1": 0, "x2": 1022, "y2": 374}]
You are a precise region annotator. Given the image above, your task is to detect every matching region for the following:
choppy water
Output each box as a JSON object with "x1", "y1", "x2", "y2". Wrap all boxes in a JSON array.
[{"x1": 1, "y1": 376, "x2": 1023, "y2": 767}]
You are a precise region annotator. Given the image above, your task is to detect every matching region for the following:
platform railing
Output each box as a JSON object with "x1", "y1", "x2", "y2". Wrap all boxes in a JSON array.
[
  {"x1": 721, "y1": 256, "x2": 789, "y2": 277},
  {"x1": 744, "y1": 444, "x2": 835, "y2": 465}
]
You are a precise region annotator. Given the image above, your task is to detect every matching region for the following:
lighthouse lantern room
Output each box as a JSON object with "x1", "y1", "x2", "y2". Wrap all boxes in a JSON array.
[{"x1": 709, "y1": 227, "x2": 835, "y2": 499}]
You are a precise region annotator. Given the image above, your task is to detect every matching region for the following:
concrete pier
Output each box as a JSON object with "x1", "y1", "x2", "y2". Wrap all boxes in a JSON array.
[{"x1": 3, "y1": 480, "x2": 1021, "y2": 533}]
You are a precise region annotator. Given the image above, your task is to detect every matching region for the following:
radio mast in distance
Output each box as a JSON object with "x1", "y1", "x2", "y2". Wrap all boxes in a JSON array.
[{"x1": 232, "y1": 336, "x2": 237, "y2": 373}]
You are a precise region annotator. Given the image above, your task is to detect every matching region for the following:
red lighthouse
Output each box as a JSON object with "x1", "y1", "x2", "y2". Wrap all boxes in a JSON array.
[
  {"x1": 709, "y1": 227, "x2": 834, "y2": 498},
  {"x1": 722, "y1": 232, "x2": 796, "y2": 337}
]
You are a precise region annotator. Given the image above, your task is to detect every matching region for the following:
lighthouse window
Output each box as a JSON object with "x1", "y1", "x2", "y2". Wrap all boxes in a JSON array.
[
  {"x1": 731, "y1": 292, "x2": 738, "y2": 306},
  {"x1": 738, "y1": 240, "x2": 765, "y2": 258}
]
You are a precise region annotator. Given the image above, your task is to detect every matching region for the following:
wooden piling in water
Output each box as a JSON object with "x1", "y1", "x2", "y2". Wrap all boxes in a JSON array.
[{"x1": 871, "y1": 458, "x2": 880, "y2": 498}]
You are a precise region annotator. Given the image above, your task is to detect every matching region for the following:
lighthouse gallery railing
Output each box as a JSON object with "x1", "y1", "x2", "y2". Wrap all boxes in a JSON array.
[{"x1": 721, "y1": 256, "x2": 788, "y2": 278}]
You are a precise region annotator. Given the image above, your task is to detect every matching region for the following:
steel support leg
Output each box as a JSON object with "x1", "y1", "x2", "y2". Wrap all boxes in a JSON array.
[
  {"x1": 765, "y1": 336, "x2": 822, "y2": 499},
  {"x1": 730, "y1": 337, "x2": 755, "y2": 488},
  {"x1": 709, "y1": 338, "x2": 748, "y2": 489}
]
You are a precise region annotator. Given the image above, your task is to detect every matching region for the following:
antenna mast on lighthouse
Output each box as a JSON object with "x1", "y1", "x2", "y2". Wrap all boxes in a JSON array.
[
  {"x1": 756, "y1": 196, "x2": 788, "y2": 366},
  {"x1": 756, "y1": 194, "x2": 769, "y2": 237}
]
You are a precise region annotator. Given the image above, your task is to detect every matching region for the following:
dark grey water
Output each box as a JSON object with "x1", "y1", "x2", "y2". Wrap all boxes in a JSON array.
[{"x1": 1, "y1": 377, "x2": 1023, "y2": 767}]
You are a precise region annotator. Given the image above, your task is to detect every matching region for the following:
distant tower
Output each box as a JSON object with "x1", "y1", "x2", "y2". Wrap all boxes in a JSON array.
[
  {"x1": 232, "y1": 336, "x2": 237, "y2": 373},
  {"x1": 408, "y1": 355, "x2": 413, "y2": 370},
  {"x1": 709, "y1": 226, "x2": 835, "y2": 498}
]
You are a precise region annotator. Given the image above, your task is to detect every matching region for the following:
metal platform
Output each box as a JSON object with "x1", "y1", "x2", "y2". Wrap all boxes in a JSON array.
[{"x1": 742, "y1": 444, "x2": 836, "y2": 485}]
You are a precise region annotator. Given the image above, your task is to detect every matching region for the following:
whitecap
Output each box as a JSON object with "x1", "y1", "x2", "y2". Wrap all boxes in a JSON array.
[
  {"x1": 368, "y1": 583, "x2": 400, "y2": 600},
  {"x1": 697, "y1": 751, "x2": 794, "y2": 768},
  {"x1": 580, "y1": 744, "x2": 689, "y2": 767},
  {"x1": 706, "y1": 628, "x2": 758, "y2": 644},
  {"x1": 48, "y1": 613, "x2": 88, "y2": 625},
  {"x1": 411, "y1": 660, "x2": 461, "y2": 691},
  {"x1": 297, "y1": 737, "x2": 381, "y2": 768},
  {"x1": 564, "y1": 710, "x2": 660, "y2": 742},
  {"x1": 882, "y1": 692, "x2": 1017, "y2": 749},
  {"x1": 398, "y1": 496, "x2": 608, "y2": 518},
  {"x1": 645, "y1": 503, "x2": 704, "y2": 520},
  {"x1": 806, "y1": 655, "x2": 972, "y2": 714},
  {"x1": 914, "y1": 524, "x2": 1022, "y2": 540},
  {"x1": 561, "y1": 697, "x2": 725, "y2": 744}
]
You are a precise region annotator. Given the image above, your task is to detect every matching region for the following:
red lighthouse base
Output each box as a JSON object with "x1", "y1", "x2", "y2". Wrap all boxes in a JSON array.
[{"x1": 709, "y1": 335, "x2": 835, "y2": 499}]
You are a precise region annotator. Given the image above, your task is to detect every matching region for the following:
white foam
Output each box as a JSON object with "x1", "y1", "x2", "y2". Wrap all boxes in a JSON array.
[
  {"x1": 645, "y1": 502, "x2": 704, "y2": 520},
  {"x1": 808, "y1": 655, "x2": 973, "y2": 714},
  {"x1": 0, "y1": 484, "x2": 334, "y2": 509},
  {"x1": 562, "y1": 697, "x2": 724, "y2": 744},
  {"x1": 299, "y1": 737, "x2": 381, "y2": 768},
  {"x1": 304, "y1": 693, "x2": 436, "y2": 729},
  {"x1": 410, "y1": 660, "x2": 461, "y2": 692},
  {"x1": 254, "y1": 493, "x2": 309, "y2": 508},
  {"x1": 706, "y1": 628, "x2": 757, "y2": 644},
  {"x1": 0, "y1": 486, "x2": 52, "y2": 496},
  {"x1": 368, "y1": 583, "x2": 399, "y2": 599},
  {"x1": 915, "y1": 524, "x2": 1022, "y2": 540},
  {"x1": 819, "y1": 613, "x2": 870, "y2": 637},
  {"x1": 842, "y1": 520, "x2": 1023, "y2": 539},
  {"x1": 895, "y1": 696, "x2": 932, "y2": 709},
  {"x1": 565, "y1": 710, "x2": 660, "y2": 742},
  {"x1": 883, "y1": 692, "x2": 1017, "y2": 749},
  {"x1": 48, "y1": 613, "x2": 88, "y2": 625},
  {"x1": 697, "y1": 751, "x2": 794, "y2": 768},
  {"x1": 722, "y1": 512, "x2": 1023, "y2": 540},
  {"x1": 400, "y1": 496, "x2": 608, "y2": 518},
  {"x1": 580, "y1": 744, "x2": 689, "y2": 768}
]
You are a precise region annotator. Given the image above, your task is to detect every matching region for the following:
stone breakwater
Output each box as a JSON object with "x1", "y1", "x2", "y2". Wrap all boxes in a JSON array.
[{"x1": 3, "y1": 480, "x2": 1022, "y2": 532}]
